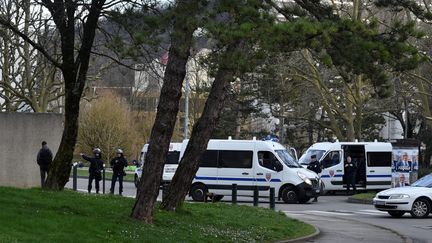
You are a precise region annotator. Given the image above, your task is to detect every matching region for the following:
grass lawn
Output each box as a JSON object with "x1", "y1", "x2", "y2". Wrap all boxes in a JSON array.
[
  {"x1": 0, "y1": 187, "x2": 315, "y2": 242},
  {"x1": 74, "y1": 168, "x2": 135, "y2": 182},
  {"x1": 352, "y1": 192, "x2": 376, "y2": 201}
]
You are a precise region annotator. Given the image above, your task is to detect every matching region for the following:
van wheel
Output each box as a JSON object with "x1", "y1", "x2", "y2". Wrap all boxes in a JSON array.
[
  {"x1": 134, "y1": 174, "x2": 139, "y2": 188},
  {"x1": 190, "y1": 184, "x2": 208, "y2": 202},
  {"x1": 388, "y1": 211, "x2": 405, "y2": 218},
  {"x1": 410, "y1": 198, "x2": 431, "y2": 218},
  {"x1": 281, "y1": 186, "x2": 298, "y2": 204}
]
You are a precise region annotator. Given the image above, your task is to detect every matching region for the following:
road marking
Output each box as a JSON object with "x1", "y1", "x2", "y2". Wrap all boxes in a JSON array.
[
  {"x1": 358, "y1": 209, "x2": 388, "y2": 215},
  {"x1": 283, "y1": 210, "x2": 354, "y2": 216},
  {"x1": 283, "y1": 209, "x2": 388, "y2": 217}
]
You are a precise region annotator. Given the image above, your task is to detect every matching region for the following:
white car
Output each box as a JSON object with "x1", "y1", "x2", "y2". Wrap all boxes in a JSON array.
[{"x1": 373, "y1": 174, "x2": 432, "y2": 218}]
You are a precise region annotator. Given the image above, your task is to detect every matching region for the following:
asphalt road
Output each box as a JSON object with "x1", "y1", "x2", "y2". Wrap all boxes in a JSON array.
[{"x1": 66, "y1": 178, "x2": 432, "y2": 243}]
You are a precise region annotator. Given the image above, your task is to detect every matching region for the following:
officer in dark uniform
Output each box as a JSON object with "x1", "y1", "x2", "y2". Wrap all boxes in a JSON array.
[
  {"x1": 109, "y1": 148, "x2": 128, "y2": 195},
  {"x1": 344, "y1": 156, "x2": 357, "y2": 195},
  {"x1": 307, "y1": 154, "x2": 322, "y2": 202},
  {"x1": 80, "y1": 148, "x2": 104, "y2": 194}
]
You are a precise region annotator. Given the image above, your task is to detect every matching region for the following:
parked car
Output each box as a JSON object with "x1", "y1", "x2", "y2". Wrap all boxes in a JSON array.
[{"x1": 373, "y1": 173, "x2": 432, "y2": 218}]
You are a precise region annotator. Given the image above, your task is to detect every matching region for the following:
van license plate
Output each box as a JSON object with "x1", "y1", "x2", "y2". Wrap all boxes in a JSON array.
[{"x1": 374, "y1": 200, "x2": 385, "y2": 205}]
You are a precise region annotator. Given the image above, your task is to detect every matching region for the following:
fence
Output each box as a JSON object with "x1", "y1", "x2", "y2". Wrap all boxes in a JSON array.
[
  {"x1": 72, "y1": 164, "x2": 277, "y2": 210},
  {"x1": 162, "y1": 183, "x2": 277, "y2": 210}
]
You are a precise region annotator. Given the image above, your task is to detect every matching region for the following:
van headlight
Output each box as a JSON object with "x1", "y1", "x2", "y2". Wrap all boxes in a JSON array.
[
  {"x1": 297, "y1": 171, "x2": 312, "y2": 185},
  {"x1": 389, "y1": 194, "x2": 410, "y2": 199}
]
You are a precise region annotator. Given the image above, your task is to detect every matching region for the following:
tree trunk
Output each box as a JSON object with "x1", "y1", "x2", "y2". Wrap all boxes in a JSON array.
[
  {"x1": 130, "y1": 0, "x2": 199, "y2": 222},
  {"x1": 160, "y1": 45, "x2": 238, "y2": 211},
  {"x1": 45, "y1": 0, "x2": 105, "y2": 190},
  {"x1": 45, "y1": 84, "x2": 82, "y2": 189}
]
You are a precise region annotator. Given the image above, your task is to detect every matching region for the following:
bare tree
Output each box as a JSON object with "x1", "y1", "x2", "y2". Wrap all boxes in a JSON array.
[{"x1": 0, "y1": 0, "x2": 63, "y2": 112}]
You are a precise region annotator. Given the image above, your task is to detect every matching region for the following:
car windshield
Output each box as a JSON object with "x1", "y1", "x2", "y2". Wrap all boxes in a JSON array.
[
  {"x1": 298, "y1": 149, "x2": 326, "y2": 165},
  {"x1": 275, "y1": 149, "x2": 301, "y2": 168},
  {"x1": 412, "y1": 174, "x2": 432, "y2": 188}
]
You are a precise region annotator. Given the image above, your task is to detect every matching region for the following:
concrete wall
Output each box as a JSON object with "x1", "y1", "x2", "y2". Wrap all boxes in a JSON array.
[{"x1": 0, "y1": 112, "x2": 63, "y2": 188}]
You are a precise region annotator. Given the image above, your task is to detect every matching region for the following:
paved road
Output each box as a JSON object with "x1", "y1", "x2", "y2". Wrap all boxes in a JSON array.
[
  {"x1": 66, "y1": 179, "x2": 432, "y2": 243},
  {"x1": 278, "y1": 196, "x2": 432, "y2": 243}
]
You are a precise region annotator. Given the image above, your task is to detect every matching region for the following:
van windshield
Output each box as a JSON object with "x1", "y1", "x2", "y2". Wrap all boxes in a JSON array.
[
  {"x1": 275, "y1": 150, "x2": 301, "y2": 168},
  {"x1": 298, "y1": 149, "x2": 326, "y2": 165}
]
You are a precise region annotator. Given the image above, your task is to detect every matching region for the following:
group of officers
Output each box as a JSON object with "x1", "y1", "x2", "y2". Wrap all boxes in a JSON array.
[
  {"x1": 307, "y1": 154, "x2": 357, "y2": 202},
  {"x1": 80, "y1": 148, "x2": 128, "y2": 195},
  {"x1": 36, "y1": 141, "x2": 128, "y2": 195}
]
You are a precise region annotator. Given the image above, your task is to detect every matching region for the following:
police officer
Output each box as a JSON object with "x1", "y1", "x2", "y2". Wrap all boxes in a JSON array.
[
  {"x1": 344, "y1": 156, "x2": 357, "y2": 195},
  {"x1": 307, "y1": 154, "x2": 322, "y2": 202},
  {"x1": 80, "y1": 148, "x2": 104, "y2": 194},
  {"x1": 109, "y1": 149, "x2": 128, "y2": 195}
]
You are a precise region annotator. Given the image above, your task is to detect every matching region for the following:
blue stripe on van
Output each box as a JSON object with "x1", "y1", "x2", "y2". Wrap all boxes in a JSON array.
[
  {"x1": 321, "y1": 174, "x2": 343, "y2": 178},
  {"x1": 255, "y1": 178, "x2": 282, "y2": 182},
  {"x1": 195, "y1": 176, "x2": 281, "y2": 182},
  {"x1": 367, "y1": 174, "x2": 392, "y2": 178}
]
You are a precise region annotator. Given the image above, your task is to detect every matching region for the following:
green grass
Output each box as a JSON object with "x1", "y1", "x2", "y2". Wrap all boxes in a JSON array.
[
  {"x1": 74, "y1": 168, "x2": 135, "y2": 182},
  {"x1": 0, "y1": 187, "x2": 315, "y2": 243},
  {"x1": 352, "y1": 192, "x2": 376, "y2": 201}
]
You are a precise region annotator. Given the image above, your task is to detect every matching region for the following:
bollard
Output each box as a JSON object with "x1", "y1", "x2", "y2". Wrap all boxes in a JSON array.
[
  {"x1": 162, "y1": 184, "x2": 170, "y2": 201},
  {"x1": 232, "y1": 184, "x2": 237, "y2": 205},
  {"x1": 72, "y1": 163, "x2": 77, "y2": 191},
  {"x1": 102, "y1": 166, "x2": 106, "y2": 194},
  {"x1": 253, "y1": 186, "x2": 259, "y2": 206},
  {"x1": 270, "y1": 187, "x2": 275, "y2": 210}
]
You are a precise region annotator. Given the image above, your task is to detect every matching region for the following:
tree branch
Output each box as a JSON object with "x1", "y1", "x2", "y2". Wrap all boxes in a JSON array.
[{"x1": 0, "y1": 17, "x2": 62, "y2": 69}]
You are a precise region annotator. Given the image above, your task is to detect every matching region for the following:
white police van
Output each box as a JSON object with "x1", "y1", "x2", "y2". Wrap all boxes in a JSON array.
[
  {"x1": 298, "y1": 141, "x2": 392, "y2": 192},
  {"x1": 176, "y1": 137, "x2": 319, "y2": 204},
  {"x1": 134, "y1": 142, "x2": 182, "y2": 187}
]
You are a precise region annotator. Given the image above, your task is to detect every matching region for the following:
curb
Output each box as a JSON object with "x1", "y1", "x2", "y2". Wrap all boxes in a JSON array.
[
  {"x1": 276, "y1": 224, "x2": 320, "y2": 243},
  {"x1": 347, "y1": 197, "x2": 372, "y2": 204}
]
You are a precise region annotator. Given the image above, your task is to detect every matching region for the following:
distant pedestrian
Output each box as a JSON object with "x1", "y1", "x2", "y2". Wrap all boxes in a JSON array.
[
  {"x1": 110, "y1": 149, "x2": 128, "y2": 195},
  {"x1": 344, "y1": 156, "x2": 357, "y2": 195},
  {"x1": 37, "y1": 141, "x2": 53, "y2": 188},
  {"x1": 307, "y1": 154, "x2": 322, "y2": 202},
  {"x1": 80, "y1": 148, "x2": 104, "y2": 194}
]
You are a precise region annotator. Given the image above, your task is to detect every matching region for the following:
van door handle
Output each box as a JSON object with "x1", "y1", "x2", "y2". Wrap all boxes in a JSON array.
[
  {"x1": 242, "y1": 172, "x2": 249, "y2": 175},
  {"x1": 370, "y1": 170, "x2": 375, "y2": 173},
  {"x1": 336, "y1": 170, "x2": 342, "y2": 172},
  {"x1": 256, "y1": 173, "x2": 263, "y2": 175}
]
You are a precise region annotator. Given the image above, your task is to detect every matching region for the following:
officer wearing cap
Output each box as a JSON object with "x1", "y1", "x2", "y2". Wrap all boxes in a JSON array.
[
  {"x1": 307, "y1": 154, "x2": 322, "y2": 202},
  {"x1": 109, "y1": 148, "x2": 128, "y2": 195}
]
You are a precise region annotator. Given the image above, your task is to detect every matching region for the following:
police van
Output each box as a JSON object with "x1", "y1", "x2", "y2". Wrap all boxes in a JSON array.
[
  {"x1": 174, "y1": 137, "x2": 319, "y2": 204},
  {"x1": 298, "y1": 141, "x2": 393, "y2": 192},
  {"x1": 134, "y1": 142, "x2": 182, "y2": 187}
]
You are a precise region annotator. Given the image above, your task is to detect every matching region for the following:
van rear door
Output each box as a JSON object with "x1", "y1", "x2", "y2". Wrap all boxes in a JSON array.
[{"x1": 365, "y1": 145, "x2": 392, "y2": 189}]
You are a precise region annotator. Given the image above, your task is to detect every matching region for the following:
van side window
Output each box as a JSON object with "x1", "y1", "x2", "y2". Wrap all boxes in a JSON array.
[
  {"x1": 219, "y1": 150, "x2": 253, "y2": 168},
  {"x1": 258, "y1": 151, "x2": 282, "y2": 171},
  {"x1": 199, "y1": 150, "x2": 218, "y2": 167},
  {"x1": 166, "y1": 151, "x2": 180, "y2": 164},
  {"x1": 321, "y1": 151, "x2": 340, "y2": 169},
  {"x1": 367, "y1": 152, "x2": 392, "y2": 167}
]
